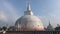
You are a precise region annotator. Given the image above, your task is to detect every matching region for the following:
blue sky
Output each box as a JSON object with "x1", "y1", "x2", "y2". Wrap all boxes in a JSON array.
[{"x1": 0, "y1": 0, "x2": 60, "y2": 28}]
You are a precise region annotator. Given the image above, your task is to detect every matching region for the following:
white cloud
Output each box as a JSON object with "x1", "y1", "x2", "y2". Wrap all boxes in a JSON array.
[
  {"x1": 0, "y1": 0, "x2": 20, "y2": 26},
  {"x1": 2, "y1": 1, "x2": 19, "y2": 20},
  {"x1": 0, "y1": 11, "x2": 8, "y2": 22}
]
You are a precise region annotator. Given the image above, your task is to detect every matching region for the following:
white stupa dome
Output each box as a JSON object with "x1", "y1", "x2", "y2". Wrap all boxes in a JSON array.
[{"x1": 15, "y1": 1, "x2": 44, "y2": 31}]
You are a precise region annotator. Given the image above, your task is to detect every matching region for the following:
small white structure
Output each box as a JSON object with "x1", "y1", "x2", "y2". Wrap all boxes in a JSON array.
[{"x1": 47, "y1": 21, "x2": 54, "y2": 31}]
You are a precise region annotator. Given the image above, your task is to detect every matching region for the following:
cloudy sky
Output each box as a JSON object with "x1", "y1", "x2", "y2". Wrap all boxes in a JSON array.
[{"x1": 0, "y1": 0, "x2": 60, "y2": 28}]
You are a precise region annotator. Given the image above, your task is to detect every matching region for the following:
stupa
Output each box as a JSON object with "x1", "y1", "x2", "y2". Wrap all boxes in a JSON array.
[{"x1": 15, "y1": 1, "x2": 44, "y2": 31}]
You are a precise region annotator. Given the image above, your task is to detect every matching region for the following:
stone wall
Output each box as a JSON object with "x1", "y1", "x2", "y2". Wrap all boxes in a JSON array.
[{"x1": 0, "y1": 31, "x2": 60, "y2": 34}]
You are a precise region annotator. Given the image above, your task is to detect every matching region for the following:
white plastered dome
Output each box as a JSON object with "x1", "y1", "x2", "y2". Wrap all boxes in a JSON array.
[
  {"x1": 15, "y1": 15, "x2": 44, "y2": 31},
  {"x1": 15, "y1": 1, "x2": 44, "y2": 31}
]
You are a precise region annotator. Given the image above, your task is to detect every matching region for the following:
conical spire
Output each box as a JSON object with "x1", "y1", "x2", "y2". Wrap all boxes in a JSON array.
[
  {"x1": 48, "y1": 20, "x2": 52, "y2": 27},
  {"x1": 47, "y1": 20, "x2": 54, "y2": 31},
  {"x1": 49, "y1": 21, "x2": 51, "y2": 26},
  {"x1": 27, "y1": 0, "x2": 31, "y2": 11},
  {"x1": 24, "y1": 0, "x2": 33, "y2": 15}
]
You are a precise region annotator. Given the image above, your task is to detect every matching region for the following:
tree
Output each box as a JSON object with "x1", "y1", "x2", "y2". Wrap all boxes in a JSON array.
[{"x1": 2, "y1": 26, "x2": 7, "y2": 31}]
